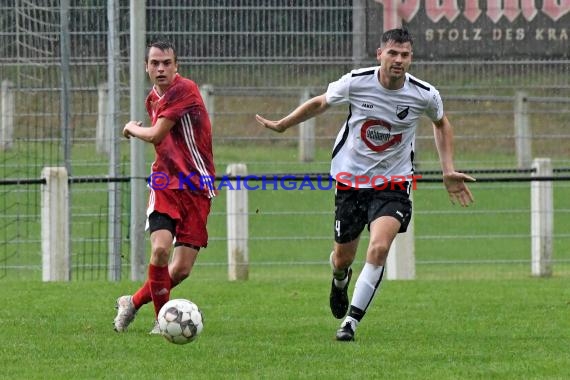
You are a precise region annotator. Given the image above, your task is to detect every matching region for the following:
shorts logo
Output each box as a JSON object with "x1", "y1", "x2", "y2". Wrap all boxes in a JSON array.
[{"x1": 396, "y1": 105, "x2": 409, "y2": 120}]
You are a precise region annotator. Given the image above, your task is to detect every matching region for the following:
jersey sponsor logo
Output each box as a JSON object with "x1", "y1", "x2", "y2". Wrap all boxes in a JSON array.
[
  {"x1": 396, "y1": 105, "x2": 409, "y2": 120},
  {"x1": 360, "y1": 119, "x2": 402, "y2": 152},
  {"x1": 362, "y1": 103, "x2": 374, "y2": 109}
]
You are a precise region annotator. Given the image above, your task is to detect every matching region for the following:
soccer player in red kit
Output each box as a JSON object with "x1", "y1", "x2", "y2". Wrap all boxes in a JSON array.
[{"x1": 113, "y1": 41, "x2": 215, "y2": 333}]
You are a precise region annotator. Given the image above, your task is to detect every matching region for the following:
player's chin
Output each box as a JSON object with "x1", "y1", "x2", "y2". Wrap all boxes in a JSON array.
[{"x1": 390, "y1": 68, "x2": 405, "y2": 76}]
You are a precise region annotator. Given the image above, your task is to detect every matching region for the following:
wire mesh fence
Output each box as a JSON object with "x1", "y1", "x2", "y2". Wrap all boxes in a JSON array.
[{"x1": 0, "y1": 1, "x2": 569, "y2": 280}]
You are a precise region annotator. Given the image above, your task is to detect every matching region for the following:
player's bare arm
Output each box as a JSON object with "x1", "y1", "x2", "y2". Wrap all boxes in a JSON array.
[
  {"x1": 122, "y1": 117, "x2": 175, "y2": 144},
  {"x1": 432, "y1": 115, "x2": 476, "y2": 207},
  {"x1": 256, "y1": 94, "x2": 329, "y2": 133}
]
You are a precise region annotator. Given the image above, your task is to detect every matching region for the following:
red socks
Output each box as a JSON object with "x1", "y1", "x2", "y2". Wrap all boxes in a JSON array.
[
  {"x1": 131, "y1": 282, "x2": 152, "y2": 310},
  {"x1": 147, "y1": 264, "x2": 171, "y2": 317},
  {"x1": 132, "y1": 266, "x2": 183, "y2": 315}
]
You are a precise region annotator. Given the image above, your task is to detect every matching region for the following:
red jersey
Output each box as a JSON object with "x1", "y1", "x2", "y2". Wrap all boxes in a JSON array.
[{"x1": 145, "y1": 74, "x2": 216, "y2": 198}]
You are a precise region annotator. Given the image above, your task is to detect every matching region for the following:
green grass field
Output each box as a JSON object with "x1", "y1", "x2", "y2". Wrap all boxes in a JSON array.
[
  {"x1": 2, "y1": 141, "x2": 570, "y2": 378},
  {"x1": 1, "y1": 21, "x2": 569, "y2": 378},
  {"x1": 1, "y1": 267, "x2": 570, "y2": 379}
]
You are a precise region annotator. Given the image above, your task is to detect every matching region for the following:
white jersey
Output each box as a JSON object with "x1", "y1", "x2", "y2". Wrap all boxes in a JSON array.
[{"x1": 326, "y1": 66, "x2": 444, "y2": 188}]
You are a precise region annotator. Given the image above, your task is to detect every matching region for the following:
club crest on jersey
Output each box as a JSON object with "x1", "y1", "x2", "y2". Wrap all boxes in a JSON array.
[{"x1": 396, "y1": 105, "x2": 409, "y2": 120}]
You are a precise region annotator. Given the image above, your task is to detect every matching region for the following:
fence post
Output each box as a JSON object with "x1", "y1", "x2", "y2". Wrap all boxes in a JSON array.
[
  {"x1": 1, "y1": 80, "x2": 14, "y2": 151},
  {"x1": 227, "y1": 163, "x2": 249, "y2": 281},
  {"x1": 129, "y1": 0, "x2": 147, "y2": 281},
  {"x1": 352, "y1": 0, "x2": 367, "y2": 68},
  {"x1": 531, "y1": 158, "x2": 553, "y2": 277},
  {"x1": 514, "y1": 91, "x2": 531, "y2": 168},
  {"x1": 299, "y1": 88, "x2": 315, "y2": 162},
  {"x1": 386, "y1": 192, "x2": 415, "y2": 280},
  {"x1": 96, "y1": 82, "x2": 110, "y2": 154},
  {"x1": 41, "y1": 167, "x2": 70, "y2": 282},
  {"x1": 200, "y1": 84, "x2": 215, "y2": 126}
]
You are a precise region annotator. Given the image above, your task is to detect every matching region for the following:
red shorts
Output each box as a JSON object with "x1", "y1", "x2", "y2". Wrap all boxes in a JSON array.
[{"x1": 146, "y1": 188, "x2": 212, "y2": 248}]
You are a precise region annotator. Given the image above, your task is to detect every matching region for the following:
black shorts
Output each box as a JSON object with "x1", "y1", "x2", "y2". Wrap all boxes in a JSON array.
[{"x1": 334, "y1": 183, "x2": 412, "y2": 244}]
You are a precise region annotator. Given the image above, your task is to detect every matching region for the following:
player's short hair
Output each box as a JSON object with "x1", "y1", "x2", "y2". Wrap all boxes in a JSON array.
[
  {"x1": 381, "y1": 27, "x2": 413, "y2": 47},
  {"x1": 145, "y1": 40, "x2": 177, "y2": 63}
]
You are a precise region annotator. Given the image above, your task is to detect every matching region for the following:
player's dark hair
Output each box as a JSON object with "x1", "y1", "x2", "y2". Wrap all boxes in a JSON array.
[
  {"x1": 145, "y1": 40, "x2": 177, "y2": 62},
  {"x1": 381, "y1": 27, "x2": 413, "y2": 47}
]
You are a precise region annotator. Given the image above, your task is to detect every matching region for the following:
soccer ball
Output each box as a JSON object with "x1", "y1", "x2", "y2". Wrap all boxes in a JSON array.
[{"x1": 157, "y1": 299, "x2": 204, "y2": 344}]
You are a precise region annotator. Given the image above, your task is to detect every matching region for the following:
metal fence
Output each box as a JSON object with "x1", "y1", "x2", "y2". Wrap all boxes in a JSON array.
[{"x1": 0, "y1": 0, "x2": 569, "y2": 280}]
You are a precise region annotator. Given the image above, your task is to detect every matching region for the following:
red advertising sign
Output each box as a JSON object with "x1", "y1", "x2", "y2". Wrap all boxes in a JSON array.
[{"x1": 366, "y1": 0, "x2": 569, "y2": 59}]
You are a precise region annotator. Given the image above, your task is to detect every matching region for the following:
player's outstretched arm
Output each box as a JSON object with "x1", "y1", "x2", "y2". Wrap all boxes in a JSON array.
[
  {"x1": 256, "y1": 94, "x2": 329, "y2": 133},
  {"x1": 432, "y1": 114, "x2": 476, "y2": 207}
]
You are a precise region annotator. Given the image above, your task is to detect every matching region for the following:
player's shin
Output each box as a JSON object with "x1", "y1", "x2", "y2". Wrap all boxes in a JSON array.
[
  {"x1": 330, "y1": 251, "x2": 350, "y2": 287},
  {"x1": 148, "y1": 264, "x2": 171, "y2": 317},
  {"x1": 347, "y1": 262, "x2": 385, "y2": 327}
]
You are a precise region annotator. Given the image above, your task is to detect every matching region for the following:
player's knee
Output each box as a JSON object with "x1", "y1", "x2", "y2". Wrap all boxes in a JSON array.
[
  {"x1": 367, "y1": 241, "x2": 390, "y2": 262},
  {"x1": 151, "y1": 245, "x2": 170, "y2": 265}
]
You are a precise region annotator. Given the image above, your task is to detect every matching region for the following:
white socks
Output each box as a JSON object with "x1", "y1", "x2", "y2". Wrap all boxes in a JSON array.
[{"x1": 351, "y1": 262, "x2": 384, "y2": 314}]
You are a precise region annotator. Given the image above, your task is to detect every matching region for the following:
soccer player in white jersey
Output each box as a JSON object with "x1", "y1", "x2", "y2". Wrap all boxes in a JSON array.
[{"x1": 256, "y1": 28, "x2": 475, "y2": 341}]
